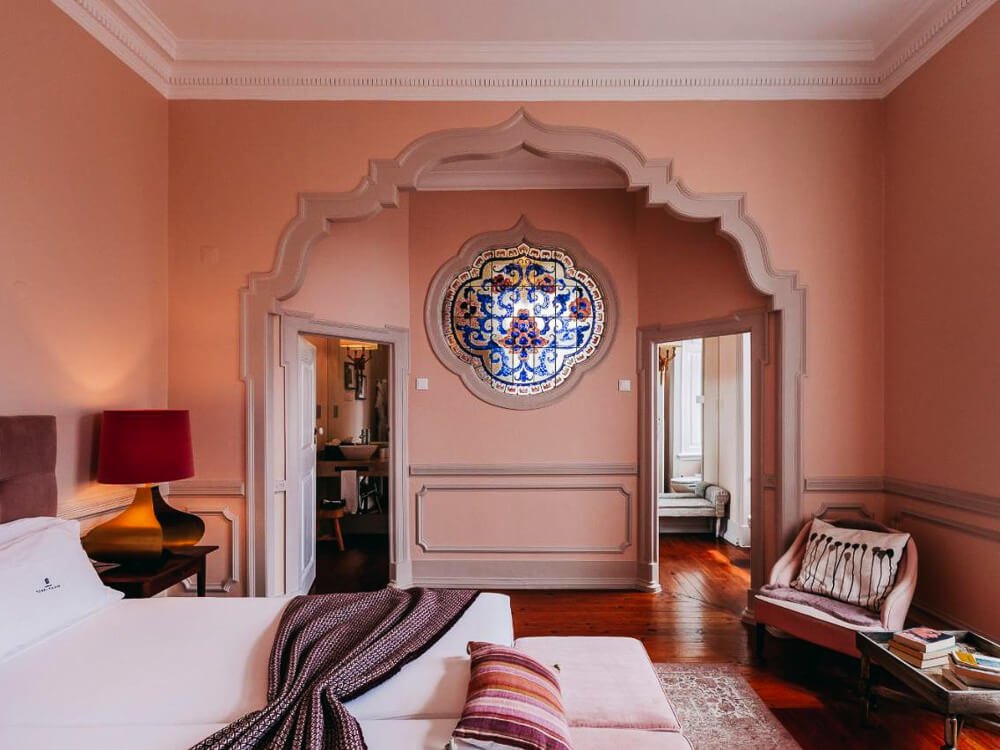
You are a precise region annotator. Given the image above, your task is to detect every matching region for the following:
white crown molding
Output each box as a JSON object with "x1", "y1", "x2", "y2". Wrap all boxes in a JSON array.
[
  {"x1": 875, "y1": 0, "x2": 997, "y2": 94},
  {"x1": 51, "y1": 0, "x2": 998, "y2": 99},
  {"x1": 50, "y1": 0, "x2": 171, "y2": 95}
]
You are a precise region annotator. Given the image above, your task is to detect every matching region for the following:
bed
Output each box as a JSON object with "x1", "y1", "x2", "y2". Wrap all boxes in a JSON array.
[{"x1": 0, "y1": 416, "x2": 691, "y2": 749}]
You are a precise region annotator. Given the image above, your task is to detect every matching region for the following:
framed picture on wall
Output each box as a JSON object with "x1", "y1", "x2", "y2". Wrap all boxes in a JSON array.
[
  {"x1": 344, "y1": 361, "x2": 356, "y2": 391},
  {"x1": 355, "y1": 373, "x2": 367, "y2": 400}
]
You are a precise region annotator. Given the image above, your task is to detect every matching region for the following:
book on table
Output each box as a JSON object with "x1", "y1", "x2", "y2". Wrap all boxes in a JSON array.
[
  {"x1": 891, "y1": 627, "x2": 956, "y2": 655},
  {"x1": 888, "y1": 643, "x2": 951, "y2": 669}
]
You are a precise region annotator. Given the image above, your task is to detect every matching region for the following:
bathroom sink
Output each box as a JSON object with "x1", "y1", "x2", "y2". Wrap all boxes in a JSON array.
[{"x1": 339, "y1": 444, "x2": 379, "y2": 460}]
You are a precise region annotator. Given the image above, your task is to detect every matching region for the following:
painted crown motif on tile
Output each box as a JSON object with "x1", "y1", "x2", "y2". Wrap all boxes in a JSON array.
[{"x1": 442, "y1": 241, "x2": 607, "y2": 397}]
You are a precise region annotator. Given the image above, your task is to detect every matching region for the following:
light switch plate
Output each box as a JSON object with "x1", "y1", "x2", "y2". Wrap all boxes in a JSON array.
[
  {"x1": 618, "y1": 379, "x2": 632, "y2": 392},
  {"x1": 415, "y1": 377, "x2": 429, "y2": 391}
]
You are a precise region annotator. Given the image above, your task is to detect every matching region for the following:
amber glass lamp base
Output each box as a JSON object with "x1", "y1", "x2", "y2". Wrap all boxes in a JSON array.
[{"x1": 83, "y1": 485, "x2": 205, "y2": 565}]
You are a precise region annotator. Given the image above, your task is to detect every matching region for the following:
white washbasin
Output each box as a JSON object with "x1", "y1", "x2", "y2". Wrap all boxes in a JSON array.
[{"x1": 340, "y1": 444, "x2": 379, "y2": 460}]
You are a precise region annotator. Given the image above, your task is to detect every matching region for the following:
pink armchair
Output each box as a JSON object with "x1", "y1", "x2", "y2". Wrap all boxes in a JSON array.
[{"x1": 753, "y1": 518, "x2": 918, "y2": 658}]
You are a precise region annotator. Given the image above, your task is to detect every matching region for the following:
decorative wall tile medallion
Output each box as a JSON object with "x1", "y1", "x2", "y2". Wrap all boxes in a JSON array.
[{"x1": 428, "y1": 219, "x2": 615, "y2": 409}]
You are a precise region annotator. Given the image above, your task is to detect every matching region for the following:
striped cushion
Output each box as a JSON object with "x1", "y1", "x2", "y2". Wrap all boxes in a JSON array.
[{"x1": 450, "y1": 641, "x2": 572, "y2": 750}]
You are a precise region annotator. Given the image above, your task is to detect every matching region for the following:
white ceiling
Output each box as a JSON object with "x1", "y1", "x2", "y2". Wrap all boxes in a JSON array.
[
  {"x1": 142, "y1": 0, "x2": 918, "y2": 47},
  {"x1": 53, "y1": 0, "x2": 996, "y2": 100}
]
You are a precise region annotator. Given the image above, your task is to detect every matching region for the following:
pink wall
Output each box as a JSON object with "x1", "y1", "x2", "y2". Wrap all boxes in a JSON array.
[
  {"x1": 885, "y1": 4, "x2": 1000, "y2": 493},
  {"x1": 167, "y1": 99, "x2": 886, "y2": 492},
  {"x1": 0, "y1": 0, "x2": 168, "y2": 507},
  {"x1": 884, "y1": 3, "x2": 1000, "y2": 636}
]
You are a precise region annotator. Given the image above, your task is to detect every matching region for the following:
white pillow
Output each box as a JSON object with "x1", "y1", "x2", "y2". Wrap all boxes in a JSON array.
[
  {"x1": 0, "y1": 515, "x2": 69, "y2": 545},
  {"x1": 792, "y1": 518, "x2": 910, "y2": 612},
  {"x1": 0, "y1": 519, "x2": 122, "y2": 661}
]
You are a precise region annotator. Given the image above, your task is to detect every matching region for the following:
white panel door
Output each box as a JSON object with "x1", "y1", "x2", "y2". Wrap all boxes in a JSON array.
[{"x1": 296, "y1": 336, "x2": 318, "y2": 594}]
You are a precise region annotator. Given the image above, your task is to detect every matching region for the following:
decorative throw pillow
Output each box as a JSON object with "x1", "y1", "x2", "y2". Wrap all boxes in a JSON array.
[
  {"x1": 449, "y1": 641, "x2": 572, "y2": 750},
  {"x1": 0, "y1": 520, "x2": 123, "y2": 662},
  {"x1": 792, "y1": 518, "x2": 910, "y2": 612}
]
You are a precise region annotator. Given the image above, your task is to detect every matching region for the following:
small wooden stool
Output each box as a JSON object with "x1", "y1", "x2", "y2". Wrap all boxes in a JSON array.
[{"x1": 317, "y1": 507, "x2": 346, "y2": 552}]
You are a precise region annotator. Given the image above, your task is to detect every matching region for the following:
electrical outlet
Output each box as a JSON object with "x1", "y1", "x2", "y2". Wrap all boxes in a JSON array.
[
  {"x1": 415, "y1": 377, "x2": 429, "y2": 391},
  {"x1": 618, "y1": 379, "x2": 632, "y2": 392}
]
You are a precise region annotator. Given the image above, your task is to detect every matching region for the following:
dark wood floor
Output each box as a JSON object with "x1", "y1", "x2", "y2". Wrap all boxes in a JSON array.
[
  {"x1": 508, "y1": 537, "x2": 999, "y2": 750},
  {"x1": 313, "y1": 533, "x2": 998, "y2": 749},
  {"x1": 313, "y1": 535, "x2": 389, "y2": 593}
]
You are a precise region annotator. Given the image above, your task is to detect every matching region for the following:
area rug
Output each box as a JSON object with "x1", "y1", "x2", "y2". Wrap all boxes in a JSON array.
[{"x1": 655, "y1": 663, "x2": 801, "y2": 750}]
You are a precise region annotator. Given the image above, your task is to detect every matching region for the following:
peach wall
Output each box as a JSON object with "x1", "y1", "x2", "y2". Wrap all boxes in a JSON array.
[
  {"x1": 168, "y1": 99, "x2": 885, "y2": 492},
  {"x1": 884, "y1": 3, "x2": 1000, "y2": 637},
  {"x1": 885, "y1": 4, "x2": 1000, "y2": 493},
  {"x1": 0, "y1": 0, "x2": 167, "y2": 508}
]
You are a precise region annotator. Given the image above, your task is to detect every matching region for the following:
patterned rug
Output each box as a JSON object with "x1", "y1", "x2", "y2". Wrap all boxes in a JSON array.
[{"x1": 655, "y1": 663, "x2": 801, "y2": 750}]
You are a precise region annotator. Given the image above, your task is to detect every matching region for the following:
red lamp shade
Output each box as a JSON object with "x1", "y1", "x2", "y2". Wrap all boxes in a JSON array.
[{"x1": 97, "y1": 410, "x2": 194, "y2": 485}]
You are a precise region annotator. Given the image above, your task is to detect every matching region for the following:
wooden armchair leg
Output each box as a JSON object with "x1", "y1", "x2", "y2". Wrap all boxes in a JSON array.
[{"x1": 753, "y1": 622, "x2": 767, "y2": 663}]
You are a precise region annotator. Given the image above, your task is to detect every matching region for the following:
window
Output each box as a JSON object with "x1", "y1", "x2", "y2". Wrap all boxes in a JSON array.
[
  {"x1": 427, "y1": 220, "x2": 616, "y2": 409},
  {"x1": 673, "y1": 339, "x2": 703, "y2": 458}
]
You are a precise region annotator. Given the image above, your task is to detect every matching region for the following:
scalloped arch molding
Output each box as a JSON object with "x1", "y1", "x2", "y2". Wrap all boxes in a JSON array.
[
  {"x1": 240, "y1": 111, "x2": 805, "y2": 596},
  {"x1": 53, "y1": 0, "x2": 996, "y2": 100}
]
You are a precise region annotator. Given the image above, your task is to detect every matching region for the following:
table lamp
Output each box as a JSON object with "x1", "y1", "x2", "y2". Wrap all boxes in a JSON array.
[{"x1": 83, "y1": 410, "x2": 204, "y2": 565}]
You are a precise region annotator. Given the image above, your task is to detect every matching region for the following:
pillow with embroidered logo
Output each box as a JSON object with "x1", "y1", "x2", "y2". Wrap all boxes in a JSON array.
[{"x1": 0, "y1": 519, "x2": 122, "y2": 661}]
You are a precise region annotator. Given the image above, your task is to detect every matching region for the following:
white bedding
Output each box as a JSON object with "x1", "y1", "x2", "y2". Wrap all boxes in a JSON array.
[{"x1": 0, "y1": 592, "x2": 513, "y2": 742}]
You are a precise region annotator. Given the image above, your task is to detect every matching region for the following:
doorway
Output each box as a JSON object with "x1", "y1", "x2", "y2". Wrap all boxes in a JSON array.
[
  {"x1": 656, "y1": 333, "x2": 752, "y2": 547},
  {"x1": 279, "y1": 315, "x2": 410, "y2": 596},
  {"x1": 302, "y1": 334, "x2": 391, "y2": 593}
]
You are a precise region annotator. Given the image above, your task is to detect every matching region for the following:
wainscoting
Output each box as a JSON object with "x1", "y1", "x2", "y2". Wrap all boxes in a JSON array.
[{"x1": 408, "y1": 463, "x2": 643, "y2": 590}]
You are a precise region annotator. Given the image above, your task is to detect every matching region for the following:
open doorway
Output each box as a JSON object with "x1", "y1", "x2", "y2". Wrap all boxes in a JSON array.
[
  {"x1": 301, "y1": 334, "x2": 392, "y2": 593},
  {"x1": 279, "y1": 314, "x2": 409, "y2": 598},
  {"x1": 657, "y1": 333, "x2": 752, "y2": 548}
]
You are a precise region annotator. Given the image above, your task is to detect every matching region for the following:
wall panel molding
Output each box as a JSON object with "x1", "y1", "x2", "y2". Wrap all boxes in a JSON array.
[
  {"x1": 412, "y1": 559, "x2": 641, "y2": 589},
  {"x1": 178, "y1": 503, "x2": 241, "y2": 594},
  {"x1": 415, "y1": 483, "x2": 632, "y2": 553},
  {"x1": 892, "y1": 509, "x2": 1000, "y2": 544},
  {"x1": 410, "y1": 463, "x2": 637, "y2": 476},
  {"x1": 164, "y1": 479, "x2": 245, "y2": 497},
  {"x1": 884, "y1": 477, "x2": 1000, "y2": 518},
  {"x1": 55, "y1": 0, "x2": 997, "y2": 100},
  {"x1": 804, "y1": 476, "x2": 884, "y2": 492}
]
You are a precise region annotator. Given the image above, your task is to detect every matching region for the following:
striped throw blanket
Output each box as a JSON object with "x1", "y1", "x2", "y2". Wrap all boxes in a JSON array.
[{"x1": 192, "y1": 587, "x2": 479, "y2": 750}]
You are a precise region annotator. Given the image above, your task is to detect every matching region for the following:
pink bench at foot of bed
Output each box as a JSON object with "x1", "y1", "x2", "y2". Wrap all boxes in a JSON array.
[{"x1": 515, "y1": 636, "x2": 692, "y2": 750}]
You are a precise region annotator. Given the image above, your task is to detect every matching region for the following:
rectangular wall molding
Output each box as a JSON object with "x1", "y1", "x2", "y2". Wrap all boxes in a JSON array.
[
  {"x1": 411, "y1": 559, "x2": 642, "y2": 589},
  {"x1": 892, "y1": 509, "x2": 1000, "y2": 544},
  {"x1": 804, "y1": 475, "x2": 1000, "y2": 519},
  {"x1": 804, "y1": 476, "x2": 885, "y2": 492},
  {"x1": 164, "y1": 479, "x2": 245, "y2": 497},
  {"x1": 883, "y1": 477, "x2": 1000, "y2": 518},
  {"x1": 177, "y1": 502, "x2": 241, "y2": 594},
  {"x1": 415, "y1": 483, "x2": 632, "y2": 553},
  {"x1": 410, "y1": 463, "x2": 638, "y2": 476}
]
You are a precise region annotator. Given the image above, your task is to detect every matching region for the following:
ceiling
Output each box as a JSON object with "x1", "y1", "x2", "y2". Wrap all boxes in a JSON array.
[
  {"x1": 53, "y1": 0, "x2": 995, "y2": 100},
  {"x1": 143, "y1": 0, "x2": 917, "y2": 45}
]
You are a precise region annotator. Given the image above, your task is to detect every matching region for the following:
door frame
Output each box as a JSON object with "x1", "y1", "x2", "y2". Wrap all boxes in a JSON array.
[
  {"x1": 279, "y1": 312, "x2": 411, "y2": 594},
  {"x1": 240, "y1": 111, "x2": 806, "y2": 596},
  {"x1": 638, "y1": 310, "x2": 769, "y2": 612}
]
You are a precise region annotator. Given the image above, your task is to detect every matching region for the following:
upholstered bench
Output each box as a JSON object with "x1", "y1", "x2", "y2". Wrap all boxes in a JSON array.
[
  {"x1": 657, "y1": 483, "x2": 730, "y2": 537},
  {"x1": 515, "y1": 637, "x2": 692, "y2": 749}
]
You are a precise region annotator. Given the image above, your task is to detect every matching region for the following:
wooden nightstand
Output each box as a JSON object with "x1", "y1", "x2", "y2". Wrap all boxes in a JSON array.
[{"x1": 97, "y1": 545, "x2": 219, "y2": 599}]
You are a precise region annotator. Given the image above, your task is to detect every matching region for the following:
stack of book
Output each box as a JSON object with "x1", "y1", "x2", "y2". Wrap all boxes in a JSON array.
[
  {"x1": 888, "y1": 627, "x2": 956, "y2": 669},
  {"x1": 948, "y1": 649, "x2": 1000, "y2": 689}
]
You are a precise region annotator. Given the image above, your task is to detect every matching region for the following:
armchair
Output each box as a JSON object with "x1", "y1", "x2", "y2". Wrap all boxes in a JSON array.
[{"x1": 753, "y1": 517, "x2": 918, "y2": 658}]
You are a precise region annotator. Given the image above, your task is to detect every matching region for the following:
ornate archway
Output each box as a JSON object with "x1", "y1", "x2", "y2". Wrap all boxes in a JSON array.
[{"x1": 240, "y1": 110, "x2": 805, "y2": 597}]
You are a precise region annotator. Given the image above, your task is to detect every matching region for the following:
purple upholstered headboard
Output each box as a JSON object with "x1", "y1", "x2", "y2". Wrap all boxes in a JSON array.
[{"x1": 0, "y1": 416, "x2": 58, "y2": 522}]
